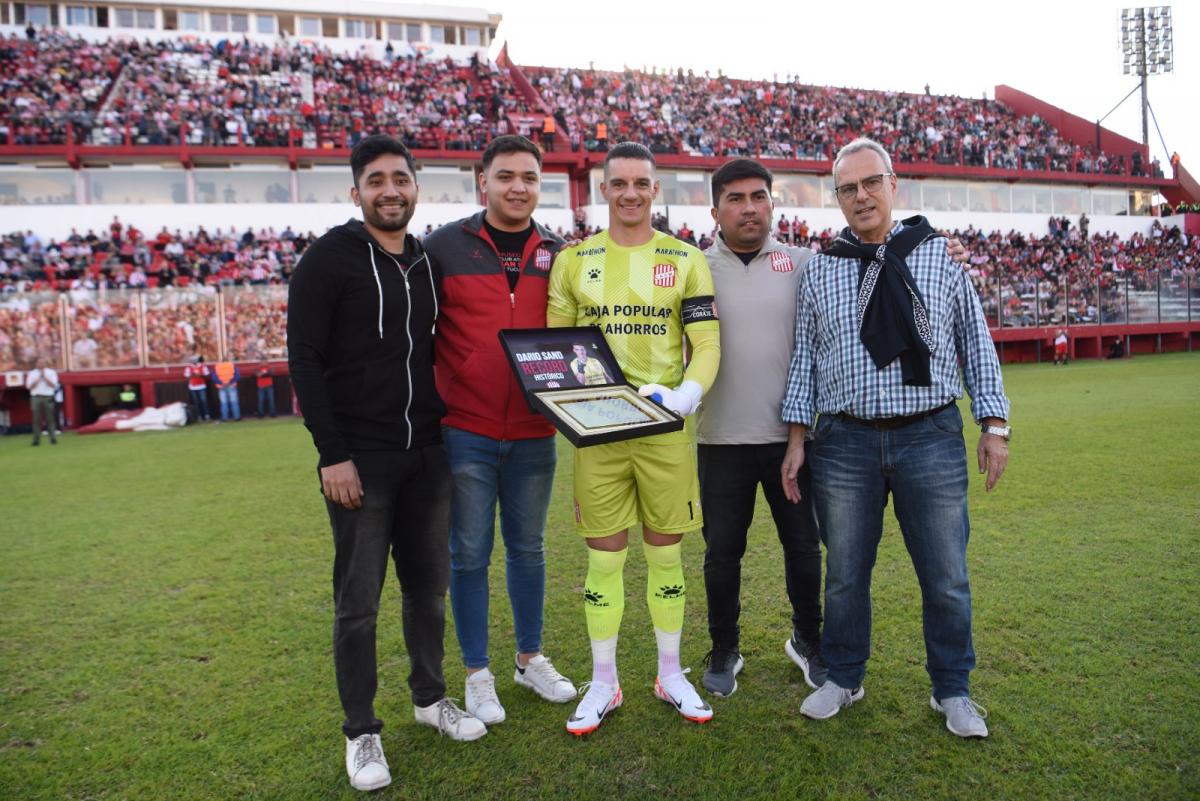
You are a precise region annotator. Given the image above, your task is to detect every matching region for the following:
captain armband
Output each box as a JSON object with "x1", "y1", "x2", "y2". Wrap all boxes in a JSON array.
[{"x1": 681, "y1": 295, "x2": 718, "y2": 325}]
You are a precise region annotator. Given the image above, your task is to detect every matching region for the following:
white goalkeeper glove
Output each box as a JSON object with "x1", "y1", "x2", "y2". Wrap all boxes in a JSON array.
[{"x1": 638, "y1": 379, "x2": 703, "y2": 417}]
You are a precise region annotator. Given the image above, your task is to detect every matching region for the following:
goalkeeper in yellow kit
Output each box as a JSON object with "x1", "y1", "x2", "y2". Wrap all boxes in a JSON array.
[{"x1": 547, "y1": 142, "x2": 721, "y2": 734}]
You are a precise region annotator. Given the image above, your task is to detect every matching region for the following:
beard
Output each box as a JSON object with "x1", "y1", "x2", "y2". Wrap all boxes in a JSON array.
[{"x1": 363, "y1": 200, "x2": 415, "y2": 232}]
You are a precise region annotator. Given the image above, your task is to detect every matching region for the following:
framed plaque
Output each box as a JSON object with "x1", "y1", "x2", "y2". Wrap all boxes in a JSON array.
[{"x1": 498, "y1": 326, "x2": 684, "y2": 447}]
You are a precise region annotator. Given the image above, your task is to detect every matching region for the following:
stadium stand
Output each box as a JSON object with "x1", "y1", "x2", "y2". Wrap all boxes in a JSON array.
[
  {"x1": 0, "y1": 30, "x2": 1164, "y2": 175},
  {"x1": 0, "y1": 10, "x2": 1196, "y2": 432},
  {"x1": 523, "y1": 65, "x2": 1160, "y2": 175}
]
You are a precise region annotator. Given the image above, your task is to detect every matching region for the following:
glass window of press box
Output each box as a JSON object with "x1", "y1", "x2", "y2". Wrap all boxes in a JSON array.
[
  {"x1": 589, "y1": 169, "x2": 709, "y2": 207},
  {"x1": 386, "y1": 22, "x2": 422, "y2": 42},
  {"x1": 0, "y1": 169, "x2": 77, "y2": 205},
  {"x1": 298, "y1": 167, "x2": 353, "y2": 204},
  {"x1": 1012, "y1": 185, "x2": 1053, "y2": 214},
  {"x1": 195, "y1": 168, "x2": 292, "y2": 204},
  {"x1": 771, "y1": 174, "x2": 823, "y2": 208},
  {"x1": 418, "y1": 167, "x2": 477, "y2": 205},
  {"x1": 86, "y1": 167, "x2": 187, "y2": 205},
  {"x1": 969, "y1": 184, "x2": 1012, "y2": 213},
  {"x1": 920, "y1": 181, "x2": 969, "y2": 212},
  {"x1": 1091, "y1": 189, "x2": 1129, "y2": 216},
  {"x1": 344, "y1": 18, "x2": 372, "y2": 39},
  {"x1": 538, "y1": 173, "x2": 569, "y2": 209}
]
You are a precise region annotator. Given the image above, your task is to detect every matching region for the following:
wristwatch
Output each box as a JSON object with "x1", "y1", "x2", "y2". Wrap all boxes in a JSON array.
[{"x1": 981, "y1": 423, "x2": 1012, "y2": 441}]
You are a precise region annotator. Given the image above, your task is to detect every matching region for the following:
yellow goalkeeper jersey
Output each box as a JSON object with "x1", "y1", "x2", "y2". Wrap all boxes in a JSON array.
[{"x1": 547, "y1": 229, "x2": 719, "y2": 391}]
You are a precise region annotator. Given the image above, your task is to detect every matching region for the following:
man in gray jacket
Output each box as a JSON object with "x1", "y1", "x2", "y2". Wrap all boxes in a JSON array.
[{"x1": 697, "y1": 159, "x2": 825, "y2": 697}]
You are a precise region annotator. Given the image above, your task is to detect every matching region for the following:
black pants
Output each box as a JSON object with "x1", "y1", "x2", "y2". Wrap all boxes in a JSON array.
[
  {"x1": 698, "y1": 442, "x2": 822, "y2": 650},
  {"x1": 325, "y1": 445, "x2": 451, "y2": 738}
]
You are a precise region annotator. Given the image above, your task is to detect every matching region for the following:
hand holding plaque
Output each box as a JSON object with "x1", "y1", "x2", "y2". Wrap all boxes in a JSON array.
[{"x1": 498, "y1": 327, "x2": 684, "y2": 447}]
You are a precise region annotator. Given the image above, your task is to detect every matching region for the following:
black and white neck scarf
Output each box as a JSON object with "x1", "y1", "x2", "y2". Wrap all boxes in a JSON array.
[{"x1": 824, "y1": 215, "x2": 942, "y2": 387}]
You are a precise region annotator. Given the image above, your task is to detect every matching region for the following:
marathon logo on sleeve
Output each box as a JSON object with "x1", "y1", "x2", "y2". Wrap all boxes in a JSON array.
[
  {"x1": 535, "y1": 248, "x2": 552, "y2": 271},
  {"x1": 653, "y1": 263, "x2": 676, "y2": 288},
  {"x1": 681, "y1": 295, "x2": 718, "y2": 324},
  {"x1": 770, "y1": 252, "x2": 794, "y2": 273}
]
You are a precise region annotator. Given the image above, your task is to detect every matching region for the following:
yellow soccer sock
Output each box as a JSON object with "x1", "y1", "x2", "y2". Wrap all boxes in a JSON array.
[
  {"x1": 584, "y1": 547, "x2": 627, "y2": 642},
  {"x1": 643, "y1": 540, "x2": 686, "y2": 634}
]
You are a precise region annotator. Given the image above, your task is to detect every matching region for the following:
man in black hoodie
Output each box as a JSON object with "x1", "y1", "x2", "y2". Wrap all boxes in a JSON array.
[{"x1": 288, "y1": 135, "x2": 485, "y2": 793}]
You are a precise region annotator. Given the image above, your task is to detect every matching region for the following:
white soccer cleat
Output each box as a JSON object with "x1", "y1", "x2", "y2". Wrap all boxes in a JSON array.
[
  {"x1": 654, "y1": 670, "x2": 713, "y2": 724},
  {"x1": 345, "y1": 733, "x2": 391, "y2": 792},
  {"x1": 465, "y1": 668, "x2": 506, "y2": 724},
  {"x1": 565, "y1": 681, "x2": 623, "y2": 735},
  {"x1": 414, "y1": 698, "x2": 487, "y2": 741},
  {"x1": 514, "y1": 654, "x2": 576, "y2": 702}
]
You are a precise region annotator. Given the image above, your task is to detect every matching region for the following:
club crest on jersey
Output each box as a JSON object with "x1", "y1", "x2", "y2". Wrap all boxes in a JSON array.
[
  {"x1": 653, "y1": 263, "x2": 676, "y2": 288},
  {"x1": 770, "y1": 252, "x2": 794, "y2": 273},
  {"x1": 535, "y1": 248, "x2": 552, "y2": 271}
]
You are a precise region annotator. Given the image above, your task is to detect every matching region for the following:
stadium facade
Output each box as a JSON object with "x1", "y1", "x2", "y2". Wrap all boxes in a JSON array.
[{"x1": 0, "y1": 1, "x2": 1197, "y2": 432}]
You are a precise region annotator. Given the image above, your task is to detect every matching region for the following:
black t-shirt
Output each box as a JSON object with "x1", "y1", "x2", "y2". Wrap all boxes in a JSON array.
[
  {"x1": 483, "y1": 218, "x2": 534, "y2": 292},
  {"x1": 733, "y1": 248, "x2": 759, "y2": 266}
]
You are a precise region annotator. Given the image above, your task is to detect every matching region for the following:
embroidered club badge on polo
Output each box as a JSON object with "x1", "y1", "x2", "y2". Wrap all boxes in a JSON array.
[
  {"x1": 770, "y1": 252, "x2": 794, "y2": 273},
  {"x1": 535, "y1": 248, "x2": 552, "y2": 271},
  {"x1": 653, "y1": 263, "x2": 676, "y2": 287}
]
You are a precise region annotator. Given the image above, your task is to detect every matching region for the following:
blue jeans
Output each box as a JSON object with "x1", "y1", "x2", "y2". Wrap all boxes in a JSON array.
[
  {"x1": 443, "y1": 426, "x2": 557, "y2": 669},
  {"x1": 218, "y1": 385, "x2": 240, "y2": 420},
  {"x1": 809, "y1": 404, "x2": 974, "y2": 700},
  {"x1": 257, "y1": 386, "x2": 276, "y2": 417},
  {"x1": 189, "y1": 387, "x2": 210, "y2": 420}
]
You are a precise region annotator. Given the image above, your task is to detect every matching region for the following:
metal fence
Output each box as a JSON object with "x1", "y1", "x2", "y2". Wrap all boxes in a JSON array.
[
  {"x1": 1, "y1": 285, "x2": 288, "y2": 372},
  {"x1": 1, "y1": 276, "x2": 1195, "y2": 373}
]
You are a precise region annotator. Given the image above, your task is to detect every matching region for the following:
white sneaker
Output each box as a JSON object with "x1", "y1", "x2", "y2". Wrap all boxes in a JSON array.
[
  {"x1": 931, "y1": 695, "x2": 989, "y2": 738},
  {"x1": 465, "y1": 668, "x2": 506, "y2": 724},
  {"x1": 800, "y1": 680, "x2": 865, "y2": 720},
  {"x1": 654, "y1": 670, "x2": 713, "y2": 724},
  {"x1": 565, "y1": 681, "x2": 622, "y2": 735},
  {"x1": 345, "y1": 733, "x2": 391, "y2": 792},
  {"x1": 414, "y1": 698, "x2": 487, "y2": 741},
  {"x1": 514, "y1": 654, "x2": 576, "y2": 702}
]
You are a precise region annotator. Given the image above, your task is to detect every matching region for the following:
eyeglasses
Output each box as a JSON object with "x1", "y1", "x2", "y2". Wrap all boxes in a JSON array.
[{"x1": 833, "y1": 173, "x2": 893, "y2": 202}]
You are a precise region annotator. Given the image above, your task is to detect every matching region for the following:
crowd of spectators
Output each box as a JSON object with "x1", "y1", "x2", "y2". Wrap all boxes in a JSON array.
[
  {"x1": 3, "y1": 30, "x2": 521, "y2": 151},
  {"x1": 524, "y1": 65, "x2": 1163, "y2": 176},
  {"x1": 0, "y1": 220, "x2": 309, "y2": 293},
  {"x1": 0, "y1": 214, "x2": 1195, "y2": 371},
  {"x1": 3, "y1": 28, "x2": 1167, "y2": 179},
  {"x1": 0, "y1": 30, "x2": 125, "y2": 146}
]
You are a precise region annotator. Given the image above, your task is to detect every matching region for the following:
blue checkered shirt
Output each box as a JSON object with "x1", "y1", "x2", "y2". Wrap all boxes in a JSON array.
[{"x1": 781, "y1": 221, "x2": 1010, "y2": 426}]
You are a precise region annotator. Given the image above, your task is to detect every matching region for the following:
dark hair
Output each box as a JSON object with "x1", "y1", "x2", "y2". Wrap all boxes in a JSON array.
[
  {"x1": 482, "y1": 135, "x2": 542, "y2": 172},
  {"x1": 711, "y1": 158, "x2": 773, "y2": 205},
  {"x1": 350, "y1": 134, "x2": 416, "y2": 186},
  {"x1": 603, "y1": 141, "x2": 655, "y2": 171}
]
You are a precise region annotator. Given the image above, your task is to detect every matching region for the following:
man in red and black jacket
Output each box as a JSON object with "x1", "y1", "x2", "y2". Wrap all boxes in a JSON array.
[{"x1": 423, "y1": 135, "x2": 577, "y2": 726}]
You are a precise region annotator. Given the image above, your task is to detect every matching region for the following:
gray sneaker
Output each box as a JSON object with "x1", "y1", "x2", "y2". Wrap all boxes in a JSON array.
[
  {"x1": 701, "y1": 649, "x2": 744, "y2": 698},
  {"x1": 800, "y1": 680, "x2": 864, "y2": 720},
  {"x1": 785, "y1": 635, "x2": 828, "y2": 689},
  {"x1": 931, "y1": 695, "x2": 989, "y2": 738}
]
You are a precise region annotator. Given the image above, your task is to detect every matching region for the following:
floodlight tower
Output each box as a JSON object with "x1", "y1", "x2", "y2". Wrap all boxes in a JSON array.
[{"x1": 1120, "y1": 6, "x2": 1174, "y2": 147}]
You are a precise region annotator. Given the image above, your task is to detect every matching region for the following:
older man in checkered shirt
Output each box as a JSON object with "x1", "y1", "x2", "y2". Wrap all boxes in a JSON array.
[{"x1": 780, "y1": 137, "x2": 1010, "y2": 739}]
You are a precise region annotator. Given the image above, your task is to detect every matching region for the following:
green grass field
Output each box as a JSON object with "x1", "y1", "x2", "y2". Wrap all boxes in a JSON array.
[{"x1": 2, "y1": 354, "x2": 1198, "y2": 801}]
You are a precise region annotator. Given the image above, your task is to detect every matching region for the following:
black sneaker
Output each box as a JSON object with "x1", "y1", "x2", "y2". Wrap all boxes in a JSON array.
[
  {"x1": 785, "y1": 634, "x2": 828, "y2": 690},
  {"x1": 701, "y1": 648, "x2": 745, "y2": 698}
]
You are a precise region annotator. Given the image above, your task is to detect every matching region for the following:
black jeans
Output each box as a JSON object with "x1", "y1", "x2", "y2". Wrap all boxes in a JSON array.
[
  {"x1": 325, "y1": 445, "x2": 451, "y2": 738},
  {"x1": 698, "y1": 442, "x2": 822, "y2": 650}
]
